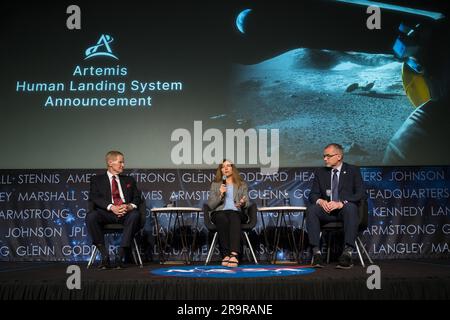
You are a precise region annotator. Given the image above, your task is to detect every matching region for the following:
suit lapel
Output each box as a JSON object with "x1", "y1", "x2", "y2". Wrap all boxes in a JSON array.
[
  {"x1": 233, "y1": 184, "x2": 238, "y2": 202},
  {"x1": 102, "y1": 174, "x2": 112, "y2": 201},
  {"x1": 118, "y1": 175, "x2": 128, "y2": 202},
  {"x1": 324, "y1": 168, "x2": 332, "y2": 191},
  {"x1": 338, "y1": 163, "x2": 347, "y2": 193}
]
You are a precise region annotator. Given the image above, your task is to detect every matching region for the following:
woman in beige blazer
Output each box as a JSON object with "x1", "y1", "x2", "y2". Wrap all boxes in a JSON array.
[{"x1": 207, "y1": 159, "x2": 249, "y2": 267}]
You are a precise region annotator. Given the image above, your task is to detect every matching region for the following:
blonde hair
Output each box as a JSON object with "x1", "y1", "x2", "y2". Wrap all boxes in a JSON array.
[
  {"x1": 105, "y1": 150, "x2": 124, "y2": 167},
  {"x1": 214, "y1": 159, "x2": 244, "y2": 187}
]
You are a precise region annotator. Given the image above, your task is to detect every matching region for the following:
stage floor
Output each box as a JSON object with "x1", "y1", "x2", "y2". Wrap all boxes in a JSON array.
[{"x1": 1, "y1": 259, "x2": 449, "y2": 300}]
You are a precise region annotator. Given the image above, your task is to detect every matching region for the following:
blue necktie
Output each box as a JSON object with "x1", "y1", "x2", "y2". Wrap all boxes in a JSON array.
[{"x1": 331, "y1": 169, "x2": 339, "y2": 201}]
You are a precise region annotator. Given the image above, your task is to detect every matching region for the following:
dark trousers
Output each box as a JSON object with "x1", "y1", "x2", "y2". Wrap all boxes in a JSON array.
[
  {"x1": 212, "y1": 210, "x2": 247, "y2": 256},
  {"x1": 85, "y1": 209, "x2": 140, "y2": 248},
  {"x1": 306, "y1": 202, "x2": 359, "y2": 249}
]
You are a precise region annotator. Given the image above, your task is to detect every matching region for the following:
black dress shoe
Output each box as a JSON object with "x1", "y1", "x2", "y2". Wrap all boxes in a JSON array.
[
  {"x1": 115, "y1": 250, "x2": 126, "y2": 269},
  {"x1": 311, "y1": 253, "x2": 324, "y2": 268},
  {"x1": 336, "y1": 253, "x2": 353, "y2": 269},
  {"x1": 97, "y1": 258, "x2": 111, "y2": 270}
]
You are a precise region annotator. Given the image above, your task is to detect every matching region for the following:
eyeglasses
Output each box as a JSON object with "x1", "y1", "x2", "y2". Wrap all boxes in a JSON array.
[{"x1": 323, "y1": 154, "x2": 338, "y2": 159}]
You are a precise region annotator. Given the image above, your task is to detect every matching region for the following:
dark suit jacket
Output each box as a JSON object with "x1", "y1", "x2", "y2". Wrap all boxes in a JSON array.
[
  {"x1": 309, "y1": 162, "x2": 366, "y2": 205},
  {"x1": 89, "y1": 173, "x2": 140, "y2": 211}
]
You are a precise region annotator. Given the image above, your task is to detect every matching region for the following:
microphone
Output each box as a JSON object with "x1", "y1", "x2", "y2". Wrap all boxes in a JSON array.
[{"x1": 222, "y1": 175, "x2": 227, "y2": 197}]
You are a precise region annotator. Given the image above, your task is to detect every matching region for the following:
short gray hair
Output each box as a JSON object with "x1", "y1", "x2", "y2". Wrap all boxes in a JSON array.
[{"x1": 324, "y1": 143, "x2": 344, "y2": 155}]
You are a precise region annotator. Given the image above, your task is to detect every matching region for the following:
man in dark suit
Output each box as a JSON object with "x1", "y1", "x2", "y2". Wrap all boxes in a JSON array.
[
  {"x1": 307, "y1": 143, "x2": 365, "y2": 269},
  {"x1": 86, "y1": 150, "x2": 141, "y2": 269}
]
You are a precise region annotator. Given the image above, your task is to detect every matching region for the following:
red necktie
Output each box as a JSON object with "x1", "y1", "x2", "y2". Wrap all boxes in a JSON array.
[{"x1": 111, "y1": 176, "x2": 123, "y2": 205}]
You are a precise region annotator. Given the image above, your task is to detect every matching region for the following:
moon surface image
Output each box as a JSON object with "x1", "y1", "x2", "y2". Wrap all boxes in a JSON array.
[{"x1": 229, "y1": 48, "x2": 413, "y2": 166}]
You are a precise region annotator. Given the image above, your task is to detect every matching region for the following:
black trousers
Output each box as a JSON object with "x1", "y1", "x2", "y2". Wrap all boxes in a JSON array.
[
  {"x1": 212, "y1": 210, "x2": 247, "y2": 256},
  {"x1": 306, "y1": 202, "x2": 359, "y2": 249},
  {"x1": 85, "y1": 209, "x2": 140, "y2": 248}
]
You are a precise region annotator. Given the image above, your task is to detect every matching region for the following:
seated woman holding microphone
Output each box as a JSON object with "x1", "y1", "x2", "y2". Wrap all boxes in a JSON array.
[{"x1": 207, "y1": 159, "x2": 249, "y2": 267}]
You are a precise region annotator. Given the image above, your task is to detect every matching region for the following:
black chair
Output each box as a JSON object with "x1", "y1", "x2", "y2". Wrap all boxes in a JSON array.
[
  {"x1": 86, "y1": 198, "x2": 147, "y2": 268},
  {"x1": 203, "y1": 202, "x2": 259, "y2": 265},
  {"x1": 320, "y1": 199, "x2": 373, "y2": 267}
]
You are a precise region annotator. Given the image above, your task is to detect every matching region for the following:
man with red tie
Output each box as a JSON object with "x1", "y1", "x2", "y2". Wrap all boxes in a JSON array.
[
  {"x1": 86, "y1": 151, "x2": 141, "y2": 269},
  {"x1": 306, "y1": 143, "x2": 366, "y2": 269}
]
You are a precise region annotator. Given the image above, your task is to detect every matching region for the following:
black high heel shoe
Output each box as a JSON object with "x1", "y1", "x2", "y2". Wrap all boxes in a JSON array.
[
  {"x1": 227, "y1": 253, "x2": 239, "y2": 268},
  {"x1": 221, "y1": 256, "x2": 230, "y2": 267}
]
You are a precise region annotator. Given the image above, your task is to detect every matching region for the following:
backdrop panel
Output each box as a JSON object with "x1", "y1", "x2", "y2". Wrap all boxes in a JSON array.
[{"x1": 1, "y1": 167, "x2": 449, "y2": 262}]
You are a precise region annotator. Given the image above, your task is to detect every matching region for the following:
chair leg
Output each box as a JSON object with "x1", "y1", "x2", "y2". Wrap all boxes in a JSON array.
[
  {"x1": 131, "y1": 249, "x2": 138, "y2": 265},
  {"x1": 243, "y1": 245, "x2": 251, "y2": 262},
  {"x1": 133, "y1": 238, "x2": 143, "y2": 268},
  {"x1": 312, "y1": 231, "x2": 323, "y2": 265},
  {"x1": 354, "y1": 240, "x2": 365, "y2": 267},
  {"x1": 243, "y1": 232, "x2": 258, "y2": 264},
  {"x1": 357, "y1": 236, "x2": 373, "y2": 264},
  {"x1": 205, "y1": 232, "x2": 218, "y2": 265},
  {"x1": 87, "y1": 246, "x2": 98, "y2": 269},
  {"x1": 326, "y1": 233, "x2": 331, "y2": 264}
]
